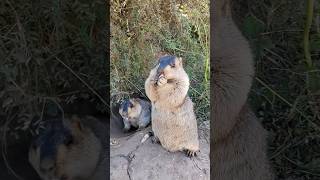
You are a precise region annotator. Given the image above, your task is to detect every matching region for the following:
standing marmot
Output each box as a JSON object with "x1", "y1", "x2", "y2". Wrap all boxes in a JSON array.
[
  {"x1": 145, "y1": 55, "x2": 199, "y2": 156},
  {"x1": 119, "y1": 97, "x2": 151, "y2": 132},
  {"x1": 212, "y1": 0, "x2": 274, "y2": 179}
]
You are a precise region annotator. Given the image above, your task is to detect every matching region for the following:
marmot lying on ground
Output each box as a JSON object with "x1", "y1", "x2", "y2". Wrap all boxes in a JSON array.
[
  {"x1": 211, "y1": 0, "x2": 274, "y2": 179},
  {"x1": 119, "y1": 97, "x2": 151, "y2": 132},
  {"x1": 145, "y1": 55, "x2": 199, "y2": 157},
  {"x1": 29, "y1": 115, "x2": 107, "y2": 180}
]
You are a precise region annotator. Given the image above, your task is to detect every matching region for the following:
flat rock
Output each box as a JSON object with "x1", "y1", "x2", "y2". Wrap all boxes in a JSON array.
[{"x1": 110, "y1": 121, "x2": 210, "y2": 180}]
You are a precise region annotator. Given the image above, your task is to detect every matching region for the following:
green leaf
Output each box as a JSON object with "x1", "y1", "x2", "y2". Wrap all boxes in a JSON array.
[
  {"x1": 306, "y1": 70, "x2": 320, "y2": 94},
  {"x1": 310, "y1": 33, "x2": 320, "y2": 52},
  {"x1": 242, "y1": 15, "x2": 266, "y2": 40}
]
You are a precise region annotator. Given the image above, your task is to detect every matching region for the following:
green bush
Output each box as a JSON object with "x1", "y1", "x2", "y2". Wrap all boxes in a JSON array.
[{"x1": 111, "y1": 0, "x2": 210, "y2": 122}]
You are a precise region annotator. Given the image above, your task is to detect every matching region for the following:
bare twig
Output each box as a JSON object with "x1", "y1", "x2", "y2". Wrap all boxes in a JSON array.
[
  {"x1": 255, "y1": 77, "x2": 320, "y2": 131},
  {"x1": 303, "y1": 0, "x2": 314, "y2": 69},
  {"x1": 55, "y1": 57, "x2": 108, "y2": 108}
]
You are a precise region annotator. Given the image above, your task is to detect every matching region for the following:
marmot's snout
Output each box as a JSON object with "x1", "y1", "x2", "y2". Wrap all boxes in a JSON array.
[
  {"x1": 156, "y1": 55, "x2": 177, "y2": 79},
  {"x1": 154, "y1": 55, "x2": 186, "y2": 86},
  {"x1": 119, "y1": 99, "x2": 133, "y2": 118},
  {"x1": 29, "y1": 116, "x2": 103, "y2": 180},
  {"x1": 29, "y1": 118, "x2": 75, "y2": 179}
]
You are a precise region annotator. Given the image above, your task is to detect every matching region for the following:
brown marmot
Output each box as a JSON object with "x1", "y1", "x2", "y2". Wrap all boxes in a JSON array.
[
  {"x1": 28, "y1": 115, "x2": 107, "y2": 180},
  {"x1": 212, "y1": 0, "x2": 274, "y2": 179},
  {"x1": 145, "y1": 55, "x2": 199, "y2": 156},
  {"x1": 118, "y1": 97, "x2": 151, "y2": 132}
]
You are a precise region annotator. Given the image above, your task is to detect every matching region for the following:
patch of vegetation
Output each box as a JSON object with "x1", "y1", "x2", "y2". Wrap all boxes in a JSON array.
[
  {"x1": 0, "y1": 0, "x2": 107, "y2": 137},
  {"x1": 233, "y1": 0, "x2": 320, "y2": 179},
  {"x1": 110, "y1": 0, "x2": 210, "y2": 122}
]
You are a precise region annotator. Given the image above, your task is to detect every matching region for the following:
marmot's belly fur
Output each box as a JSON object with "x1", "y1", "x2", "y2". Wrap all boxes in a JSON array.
[
  {"x1": 212, "y1": 106, "x2": 274, "y2": 180},
  {"x1": 152, "y1": 96, "x2": 199, "y2": 152}
]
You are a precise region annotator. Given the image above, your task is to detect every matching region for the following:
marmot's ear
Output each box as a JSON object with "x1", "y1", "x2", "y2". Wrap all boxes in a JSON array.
[
  {"x1": 176, "y1": 57, "x2": 183, "y2": 66},
  {"x1": 70, "y1": 115, "x2": 84, "y2": 132},
  {"x1": 131, "y1": 98, "x2": 139, "y2": 106}
]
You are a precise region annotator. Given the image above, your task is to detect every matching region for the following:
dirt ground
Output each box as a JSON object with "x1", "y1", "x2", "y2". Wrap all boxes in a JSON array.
[{"x1": 110, "y1": 117, "x2": 210, "y2": 180}]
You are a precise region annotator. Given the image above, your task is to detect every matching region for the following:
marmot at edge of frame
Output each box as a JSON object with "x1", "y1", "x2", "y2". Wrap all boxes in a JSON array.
[
  {"x1": 211, "y1": 0, "x2": 274, "y2": 179},
  {"x1": 29, "y1": 115, "x2": 107, "y2": 180}
]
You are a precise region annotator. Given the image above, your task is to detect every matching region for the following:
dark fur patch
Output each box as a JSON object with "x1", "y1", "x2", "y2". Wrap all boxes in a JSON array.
[
  {"x1": 33, "y1": 119, "x2": 72, "y2": 161},
  {"x1": 157, "y1": 55, "x2": 176, "y2": 75},
  {"x1": 120, "y1": 99, "x2": 133, "y2": 113}
]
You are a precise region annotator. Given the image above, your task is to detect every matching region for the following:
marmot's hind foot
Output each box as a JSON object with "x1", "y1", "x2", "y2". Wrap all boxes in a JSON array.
[
  {"x1": 184, "y1": 149, "x2": 198, "y2": 157},
  {"x1": 147, "y1": 131, "x2": 161, "y2": 144},
  {"x1": 151, "y1": 136, "x2": 161, "y2": 144}
]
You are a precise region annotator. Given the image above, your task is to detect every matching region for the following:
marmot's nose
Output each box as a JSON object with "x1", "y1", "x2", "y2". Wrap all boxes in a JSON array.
[
  {"x1": 40, "y1": 158, "x2": 56, "y2": 173},
  {"x1": 157, "y1": 68, "x2": 164, "y2": 74},
  {"x1": 156, "y1": 68, "x2": 165, "y2": 78}
]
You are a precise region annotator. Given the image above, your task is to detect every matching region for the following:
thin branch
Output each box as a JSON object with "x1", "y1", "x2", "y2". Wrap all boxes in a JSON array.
[
  {"x1": 55, "y1": 57, "x2": 108, "y2": 108},
  {"x1": 303, "y1": 0, "x2": 314, "y2": 69},
  {"x1": 255, "y1": 77, "x2": 320, "y2": 131}
]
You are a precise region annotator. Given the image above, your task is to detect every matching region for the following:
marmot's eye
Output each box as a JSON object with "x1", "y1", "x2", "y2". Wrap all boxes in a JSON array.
[
  {"x1": 64, "y1": 136, "x2": 74, "y2": 146},
  {"x1": 170, "y1": 63, "x2": 175, "y2": 68}
]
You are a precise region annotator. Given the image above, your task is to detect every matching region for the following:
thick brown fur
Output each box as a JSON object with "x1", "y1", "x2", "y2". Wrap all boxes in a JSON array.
[
  {"x1": 29, "y1": 115, "x2": 107, "y2": 180},
  {"x1": 145, "y1": 57, "x2": 199, "y2": 155},
  {"x1": 119, "y1": 98, "x2": 151, "y2": 131},
  {"x1": 211, "y1": 0, "x2": 274, "y2": 179}
]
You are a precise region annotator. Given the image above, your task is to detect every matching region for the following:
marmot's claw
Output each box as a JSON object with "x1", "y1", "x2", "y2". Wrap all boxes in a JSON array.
[
  {"x1": 148, "y1": 131, "x2": 154, "y2": 136},
  {"x1": 151, "y1": 79, "x2": 157, "y2": 84},
  {"x1": 157, "y1": 76, "x2": 167, "y2": 86},
  {"x1": 185, "y1": 150, "x2": 197, "y2": 157}
]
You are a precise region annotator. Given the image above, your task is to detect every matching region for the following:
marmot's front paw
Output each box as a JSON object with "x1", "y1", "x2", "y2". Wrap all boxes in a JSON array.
[{"x1": 157, "y1": 75, "x2": 167, "y2": 86}]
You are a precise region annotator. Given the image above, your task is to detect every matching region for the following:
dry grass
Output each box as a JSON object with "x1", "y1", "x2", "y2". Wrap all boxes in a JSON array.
[
  {"x1": 110, "y1": 0, "x2": 210, "y2": 122},
  {"x1": 0, "y1": 0, "x2": 106, "y2": 178},
  {"x1": 233, "y1": 0, "x2": 320, "y2": 179},
  {"x1": 0, "y1": 0, "x2": 107, "y2": 133}
]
